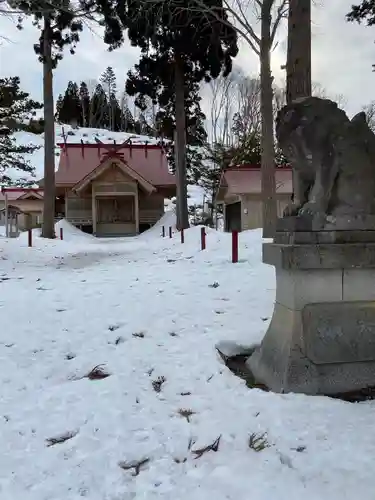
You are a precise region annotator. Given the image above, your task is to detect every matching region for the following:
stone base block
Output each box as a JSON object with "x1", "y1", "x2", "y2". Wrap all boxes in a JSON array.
[
  {"x1": 274, "y1": 230, "x2": 375, "y2": 245},
  {"x1": 248, "y1": 301, "x2": 375, "y2": 395},
  {"x1": 248, "y1": 249, "x2": 375, "y2": 395},
  {"x1": 276, "y1": 214, "x2": 375, "y2": 232},
  {"x1": 263, "y1": 241, "x2": 375, "y2": 269}
]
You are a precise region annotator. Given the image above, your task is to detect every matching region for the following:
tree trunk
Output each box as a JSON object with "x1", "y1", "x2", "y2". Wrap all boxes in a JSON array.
[
  {"x1": 286, "y1": 0, "x2": 312, "y2": 103},
  {"x1": 174, "y1": 53, "x2": 189, "y2": 230},
  {"x1": 41, "y1": 14, "x2": 56, "y2": 239},
  {"x1": 260, "y1": 0, "x2": 277, "y2": 239}
]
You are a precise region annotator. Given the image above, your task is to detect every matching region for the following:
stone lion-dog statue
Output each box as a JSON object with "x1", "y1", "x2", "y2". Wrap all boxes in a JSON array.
[{"x1": 276, "y1": 96, "x2": 375, "y2": 220}]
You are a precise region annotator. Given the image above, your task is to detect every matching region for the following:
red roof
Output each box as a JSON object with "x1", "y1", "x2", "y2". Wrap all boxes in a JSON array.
[
  {"x1": 55, "y1": 143, "x2": 175, "y2": 187},
  {"x1": 0, "y1": 188, "x2": 44, "y2": 201},
  {"x1": 221, "y1": 167, "x2": 293, "y2": 195}
]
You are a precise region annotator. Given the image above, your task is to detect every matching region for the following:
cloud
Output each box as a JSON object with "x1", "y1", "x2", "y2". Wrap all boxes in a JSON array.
[
  {"x1": 229, "y1": 0, "x2": 375, "y2": 116},
  {"x1": 0, "y1": 14, "x2": 140, "y2": 100},
  {"x1": 0, "y1": 0, "x2": 374, "y2": 117}
]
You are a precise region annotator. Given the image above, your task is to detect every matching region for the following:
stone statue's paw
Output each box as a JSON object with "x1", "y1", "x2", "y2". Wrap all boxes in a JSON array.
[
  {"x1": 283, "y1": 203, "x2": 302, "y2": 217},
  {"x1": 299, "y1": 202, "x2": 324, "y2": 217}
]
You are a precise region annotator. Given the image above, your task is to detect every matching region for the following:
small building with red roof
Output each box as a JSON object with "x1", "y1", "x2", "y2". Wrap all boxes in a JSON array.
[
  {"x1": 0, "y1": 188, "x2": 44, "y2": 233},
  {"x1": 216, "y1": 165, "x2": 293, "y2": 232},
  {"x1": 1, "y1": 140, "x2": 176, "y2": 236},
  {"x1": 50, "y1": 140, "x2": 176, "y2": 236},
  {"x1": 0, "y1": 140, "x2": 176, "y2": 237}
]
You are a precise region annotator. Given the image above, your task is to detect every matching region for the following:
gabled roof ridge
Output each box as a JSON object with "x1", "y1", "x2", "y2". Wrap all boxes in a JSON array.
[
  {"x1": 57, "y1": 142, "x2": 164, "y2": 150},
  {"x1": 54, "y1": 138, "x2": 176, "y2": 188},
  {"x1": 72, "y1": 155, "x2": 155, "y2": 193}
]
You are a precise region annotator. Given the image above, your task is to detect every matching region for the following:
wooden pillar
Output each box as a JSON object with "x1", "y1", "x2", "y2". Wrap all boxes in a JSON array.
[
  {"x1": 92, "y1": 185, "x2": 97, "y2": 235},
  {"x1": 201, "y1": 227, "x2": 206, "y2": 250},
  {"x1": 4, "y1": 191, "x2": 8, "y2": 238},
  {"x1": 135, "y1": 189, "x2": 139, "y2": 234},
  {"x1": 232, "y1": 230, "x2": 239, "y2": 263},
  {"x1": 65, "y1": 189, "x2": 68, "y2": 220}
]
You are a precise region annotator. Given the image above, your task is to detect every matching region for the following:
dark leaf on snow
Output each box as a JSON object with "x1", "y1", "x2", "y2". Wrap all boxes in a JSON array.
[{"x1": 46, "y1": 430, "x2": 79, "y2": 447}]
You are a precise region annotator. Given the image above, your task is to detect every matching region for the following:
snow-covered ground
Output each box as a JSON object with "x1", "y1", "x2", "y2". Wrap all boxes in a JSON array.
[{"x1": 1, "y1": 218, "x2": 374, "y2": 500}]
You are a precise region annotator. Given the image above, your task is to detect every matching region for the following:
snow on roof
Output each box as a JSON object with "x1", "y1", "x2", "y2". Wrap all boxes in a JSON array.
[
  {"x1": 0, "y1": 187, "x2": 44, "y2": 201},
  {"x1": 8, "y1": 124, "x2": 162, "y2": 184}
]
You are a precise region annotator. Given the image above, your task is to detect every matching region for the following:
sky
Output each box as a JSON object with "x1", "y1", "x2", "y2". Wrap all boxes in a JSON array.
[{"x1": 0, "y1": 0, "x2": 374, "y2": 119}]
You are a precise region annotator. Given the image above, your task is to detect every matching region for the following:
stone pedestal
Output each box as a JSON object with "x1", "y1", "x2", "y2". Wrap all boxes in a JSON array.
[{"x1": 247, "y1": 224, "x2": 375, "y2": 395}]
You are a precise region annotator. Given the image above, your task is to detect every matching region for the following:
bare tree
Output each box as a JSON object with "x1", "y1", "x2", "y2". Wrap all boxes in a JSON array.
[
  {"x1": 257, "y1": 0, "x2": 282, "y2": 237},
  {"x1": 207, "y1": 69, "x2": 286, "y2": 148},
  {"x1": 274, "y1": 81, "x2": 347, "y2": 115},
  {"x1": 207, "y1": 70, "x2": 238, "y2": 145},
  {"x1": 192, "y1": 0, "x2": 287, "y2": 237},
  {"x1": 143, "y1": 0, "x2": 287, "y2": 235},
  {"x1": 86, "y1": 78, "x2": 98, "y2": 96},
  {"x1": 206, "y1": 68, "x2": 286, "y2": 155},
  {"x1": 2, "y1": 1, "x2": 102, "y2": 239},
  {"x1": 362, "y1": 101, "x2": 375, "y2": 132},
  {"x1": 234, "y1": 75, "x2": 261, "y2": 141},
  {"x1": 273, "y1": 84, "x2": 285, "y2": 117},
  {"x1": 119, "y1": 85, "x2": 130, "y2": 132},
  {"x1": 312, "y1": 81, "x2": 347, "y2": 109},
  {"x1": 140, "y1": 95, "x2": 158, "y2": 134}
]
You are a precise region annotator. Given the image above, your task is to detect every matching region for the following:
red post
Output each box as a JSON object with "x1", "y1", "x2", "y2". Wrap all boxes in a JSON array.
[
  {"x1": 232, "y1": 230, "x2": 238, "y2": 263},
  {"x1": 169, "y1": 226, "x2": 172, "y2": 238},
  {"x1": 60, "y1": 227, "x2": 63, "y2": 240},
  {"x1": 180, "y1": 228, "x2": 184, "y2": 244},
  {"x1": 201, "y1": 227, "x2": 206, "y2": 251},
  {"x1": 162, "y1": 226, "x2": 165, "y2": 237},
  {"x1": 28, "y1": 229, "x2": 32, "y2": 247}
]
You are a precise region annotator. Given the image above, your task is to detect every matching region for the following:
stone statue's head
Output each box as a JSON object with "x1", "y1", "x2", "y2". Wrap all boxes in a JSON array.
[{"x1": 276, "y1": 97, "x2": 349, "y2": 169}]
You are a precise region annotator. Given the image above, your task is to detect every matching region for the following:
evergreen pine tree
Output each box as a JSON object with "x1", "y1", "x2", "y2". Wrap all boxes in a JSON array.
[
  {"x1": 347, "y1": 1, "x2": 375, "y2": 68},
  {"x1": 55, "y1": 93, "x2": 64, "y2": 121},
  {"x1": 79, "y1": 81, "x2": 90, "y2": 127},
  {"x1": 122, "y1": 105, "x2": 136, "y2": 132},
  {"x1": 96, "y1": 0, "x2": 238, "y2": 229},
  {"x1": 58, "y1": 81, "x2": 82, "y2": 126},
  {"x1": 347, "y1": 0, "x2": 375, "y2": 22},
  {"x1": 90, "y1": 84, "x2": 109, "y2": 128},
  {"x1": 109, "y1": 92, "x2": 122, "y2": 131},
  {"x1": 0, "y1": 76, "x2": 42, "y2": 185},
  {"x1": 100, "y1": 66, "x2": 117, "y2": 95},
  {"x1": 119, "y1": 87, "x2": 137, "y2": 132},
  {"x1": 16, "y1": 0, "x2": 85, "y2": 238},
  {"x1": 153, "y1": 78, "x2": 207, "y2": 183},
  {"x1": 100, "y1": 66, "x2": 117, "y2": 130}
]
